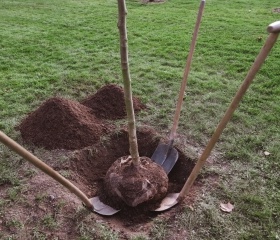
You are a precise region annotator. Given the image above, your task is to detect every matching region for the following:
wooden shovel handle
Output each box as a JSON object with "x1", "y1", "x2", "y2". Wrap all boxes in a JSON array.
[
  {"x1": 267, "y1": 21, "x2": 280, "y2": 33},
  {"x1": 169, "y1": 0, "x2": 205, "y2": 140},
  {"x1": 0, "y1": 131, "x2": 93, "y2": 210},
  {"x1": 178, "y1": 22, "x2": 280, "y2": 201}
]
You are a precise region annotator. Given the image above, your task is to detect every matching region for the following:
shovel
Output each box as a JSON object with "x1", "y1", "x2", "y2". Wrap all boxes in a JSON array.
[
  {"x1": 151, "y1": 0, "x2": 205, "y2": 173},
  {"x1": 154, "y1": 20, "x2": 280, "y2": 211},
  {"x1": 0, "y1": 131, "x2": 120, "y2": 216}
]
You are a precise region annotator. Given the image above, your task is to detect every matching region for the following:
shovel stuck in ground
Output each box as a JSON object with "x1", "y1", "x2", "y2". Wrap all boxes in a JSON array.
[
  {"x1": 153, "y1": 20, "x2": 280, "y2": 212},
  {"x1": 151, "y1": 0, "x2": 205, "y2": 173}
]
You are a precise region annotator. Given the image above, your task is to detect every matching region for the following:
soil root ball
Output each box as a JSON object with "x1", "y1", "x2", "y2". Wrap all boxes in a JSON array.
[{"x1": 104, "y1": 156, "x2": 168, "y2": 207}]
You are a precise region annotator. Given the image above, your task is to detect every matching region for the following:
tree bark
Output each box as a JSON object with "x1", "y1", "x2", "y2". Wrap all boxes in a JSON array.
[{"x1": 117, "y1": 0, "x2": 140, "y2": 166}]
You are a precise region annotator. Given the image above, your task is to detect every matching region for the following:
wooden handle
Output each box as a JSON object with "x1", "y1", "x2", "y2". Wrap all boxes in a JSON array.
[
  {"x1": 0, "y1": 131, "x2": 93, "y2": 210},
  {"x1": 169, "y1": 0, "x2": 205, "y2": 140},
  {"x1": 267, "y1": 21, "x2": 280, "y2": 33},
  {"x1": 177, "y1": 26, "x2": 279, "y2": 201}
]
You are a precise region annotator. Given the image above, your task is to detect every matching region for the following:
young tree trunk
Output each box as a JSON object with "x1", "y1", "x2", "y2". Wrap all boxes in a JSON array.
[{"x1": 117, "y1": 0, "x2": 140, "y2": 166}]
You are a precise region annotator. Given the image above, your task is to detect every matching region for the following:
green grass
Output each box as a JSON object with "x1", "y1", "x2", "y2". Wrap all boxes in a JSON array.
[{"x1": 0, "y1": 0, "x2": 280, "y2": 239}]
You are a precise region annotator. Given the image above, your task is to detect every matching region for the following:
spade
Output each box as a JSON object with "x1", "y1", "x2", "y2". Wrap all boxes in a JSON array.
[{"x1": 151, "y1": 0, "x2": 205, "y2": 173}]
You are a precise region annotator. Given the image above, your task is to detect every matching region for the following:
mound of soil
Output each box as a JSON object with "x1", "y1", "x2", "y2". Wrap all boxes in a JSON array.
[
  {"x1": 18, "y1": 97, "x2": 107, "y2": 150},
  {"x1": 18, "y1": 84, "x2": 146, "y2": 150},
  {"x1": 81, "y1": 84, "x2": 146, "y2": 120}
]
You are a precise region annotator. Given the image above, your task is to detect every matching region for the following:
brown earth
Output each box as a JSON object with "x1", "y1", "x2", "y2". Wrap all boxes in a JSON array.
[
  {"x1": 4, "y1": 84, "x2": 216, "y2": 239},
  {"x1": 18, "y1": 97, "x2": 108, "y2": 150},
  {"x1": 81, "y1": 84, "x2": 146, "y2": 120}
]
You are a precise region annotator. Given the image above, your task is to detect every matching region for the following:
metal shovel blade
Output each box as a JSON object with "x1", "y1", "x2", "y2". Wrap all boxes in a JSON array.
[
  {"x1": 151, "y1": 143, "x2": 179, "y2": 173},
  {"x1": 154, "y1": 193, "x2": 179, "y2": 211},
  {"x1": 161, "y1": 147, "x2": 179, "y2": 174},
  {"x1": 90, "y1": 196, "x2": 120, "y2": 216}
]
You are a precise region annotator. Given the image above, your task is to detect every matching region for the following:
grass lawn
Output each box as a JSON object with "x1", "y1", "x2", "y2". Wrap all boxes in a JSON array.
[{"x1": 0, "y1": 0, "x2": 279, "y2": 239}]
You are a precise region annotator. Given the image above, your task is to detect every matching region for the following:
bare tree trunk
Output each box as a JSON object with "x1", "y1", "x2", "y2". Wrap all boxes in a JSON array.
[{"x1": 117, "y1": 0, "x2": 140, "y2": 166}]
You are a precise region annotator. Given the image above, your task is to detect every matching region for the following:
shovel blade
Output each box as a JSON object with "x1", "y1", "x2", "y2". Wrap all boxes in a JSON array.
[
  {"x1": 151, "y1": 143, "x2": 178, "y2": 173},
  {"x1": 151, "y1": 143, "x2": 170, "y2": 165},
  {"x1": 154, "y1": 193, "x2": 179, "y2": 211},
  {"x1": 161, "y1": 148, "x2": 178, "y2": 174},
  {"x1": 90, "y1": 196, "x2": 120, "y2": 216}
]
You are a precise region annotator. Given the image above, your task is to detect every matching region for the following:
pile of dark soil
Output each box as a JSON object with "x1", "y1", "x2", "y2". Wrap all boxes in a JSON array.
[
  {"x1": 18, "y1": 84, "x2": 146, "y2": 150},
  {"x1": 18, "y1": 97, "x2": 107, "y2": 150},
  {"x1": 81, "y1": 84, "x2": 146, "y2": 120}
]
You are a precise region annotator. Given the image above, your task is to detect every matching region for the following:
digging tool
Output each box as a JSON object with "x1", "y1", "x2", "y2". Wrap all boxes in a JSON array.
[
  {"x1": 151, "y1": 0, "x2": 205, "y2": 174},
  {"x1": 0, "y1": 131, "x2": 120, "y2": 215},
  {"x1": 154, "y1": 20, "x2": 280, "y2": 211}
]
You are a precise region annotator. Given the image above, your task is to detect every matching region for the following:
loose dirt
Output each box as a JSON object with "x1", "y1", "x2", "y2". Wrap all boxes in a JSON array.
[
  {"x1": 81, "y1": 84, "x2": 146, "y2": 120},
  {"x1": 18, "y1": 97, "x2": 108, "y2": 150}
]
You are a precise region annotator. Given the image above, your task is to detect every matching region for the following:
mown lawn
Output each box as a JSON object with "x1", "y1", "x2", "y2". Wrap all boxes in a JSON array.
[{"x1": 0, "y1": 0, "x2": 279, "y2": 239}]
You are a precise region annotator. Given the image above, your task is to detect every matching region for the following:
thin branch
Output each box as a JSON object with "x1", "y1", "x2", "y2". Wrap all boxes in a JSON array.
[{"x1": 117, "y1": 0, "x2": 140, "y2": 166}]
